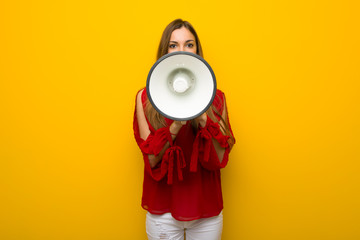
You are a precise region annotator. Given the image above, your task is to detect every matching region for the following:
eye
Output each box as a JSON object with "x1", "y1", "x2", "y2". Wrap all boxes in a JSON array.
[
  {"x1": 169, "y1": 44, "x2": 177, "y2": 49},
  {"x1": 187, "y1": 43, "x2": 194, "y2": 48}
]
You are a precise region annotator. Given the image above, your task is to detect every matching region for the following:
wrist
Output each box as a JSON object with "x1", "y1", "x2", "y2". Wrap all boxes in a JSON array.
[
  {"x1": 169, "y1": 122, "x2": 182, "y2": 135},
  {"x1": 199, "y1": 119, "x2": 207, "y2": 128},
  {"x1": 198, "y1": 115, "x2": 209, "y2": 128}
]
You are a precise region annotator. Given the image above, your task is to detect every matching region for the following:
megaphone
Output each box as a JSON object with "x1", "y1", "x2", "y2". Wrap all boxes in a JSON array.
[{"x1": 146, "y1": 51, "x2": 217, "y2": 121}]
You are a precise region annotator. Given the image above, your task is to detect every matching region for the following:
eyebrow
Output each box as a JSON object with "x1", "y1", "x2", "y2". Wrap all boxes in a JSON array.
[{"x1": 169, "y1": 40, "x2": 195, "y2": 43}]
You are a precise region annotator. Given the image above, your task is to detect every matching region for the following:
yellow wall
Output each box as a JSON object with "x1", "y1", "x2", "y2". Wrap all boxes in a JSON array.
[{"x1": 1, "y1": 0, "x2": 359, "y2": 239}]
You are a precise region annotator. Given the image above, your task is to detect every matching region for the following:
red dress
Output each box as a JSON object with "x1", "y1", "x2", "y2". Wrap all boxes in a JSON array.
[{"x1": 133, "y1": 88, "x2": 235, "y2": 221}]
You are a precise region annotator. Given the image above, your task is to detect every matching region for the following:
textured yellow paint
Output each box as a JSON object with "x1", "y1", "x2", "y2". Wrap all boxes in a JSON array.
[{"x1": 1, "y1": 0, "x2": 359, "y2": 239}]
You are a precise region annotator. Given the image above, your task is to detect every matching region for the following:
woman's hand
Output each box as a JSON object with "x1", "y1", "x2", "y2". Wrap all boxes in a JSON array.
[
  {"x1": 169, "y1": 121, "x2": 187, "y2": 136},
  {"x1": 196, "y1": 113, "x2": 207, "y2": 128}
]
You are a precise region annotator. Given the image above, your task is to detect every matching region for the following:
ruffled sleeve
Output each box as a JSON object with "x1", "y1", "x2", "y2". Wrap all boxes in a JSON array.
[
  {"x1": 190, "y1": 90, "x2": 235, "y2": 171},
  {"x1": 133, "y1": 89, "x2": 186, "y2": 184}
]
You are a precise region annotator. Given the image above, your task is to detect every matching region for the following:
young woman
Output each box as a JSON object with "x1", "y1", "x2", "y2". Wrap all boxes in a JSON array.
[{"x1": 133, "y1": 19, "x2": 235, "y2": 240}]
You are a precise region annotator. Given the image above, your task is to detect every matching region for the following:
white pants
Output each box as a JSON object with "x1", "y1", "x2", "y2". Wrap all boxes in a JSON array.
[{"x1": 146, "y1": 211, "x2": 223, "y2": 240}]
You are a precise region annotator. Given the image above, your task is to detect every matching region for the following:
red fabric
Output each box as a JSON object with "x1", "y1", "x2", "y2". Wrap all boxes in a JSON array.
[
  {"x1": 133, "y1": 88, "x2": 235, "y2": 221},
  {"x1": 190, "y1": 115, "x2": 231, "y2": 171}
]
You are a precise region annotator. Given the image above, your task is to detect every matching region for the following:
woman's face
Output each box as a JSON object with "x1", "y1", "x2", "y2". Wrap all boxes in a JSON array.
[{"x1": 168, "y1": 26, "x2": 197, "y2": 54}]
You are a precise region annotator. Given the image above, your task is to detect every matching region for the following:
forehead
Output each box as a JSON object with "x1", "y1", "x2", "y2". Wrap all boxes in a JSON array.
[{"x1": 170, "y1": 27, "x2": 195, "y2": 41}]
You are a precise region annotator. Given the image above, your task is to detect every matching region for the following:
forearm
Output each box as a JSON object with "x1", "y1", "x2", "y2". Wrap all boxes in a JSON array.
[
  {"x1": 148, "y1": 121, "x2": 184, "y2": 168},
  {"x1": 211, "y1": 138, "x2": 226, "y2": 163},
  {"x1": 198, "y1": 114, "x2": 226, "y2": 163},
  {"x1": 148, "y1": 141, "x2": 170, "y2": 168}
]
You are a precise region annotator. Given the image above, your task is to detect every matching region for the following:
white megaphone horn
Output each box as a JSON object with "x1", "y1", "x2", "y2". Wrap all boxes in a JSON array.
[{"x1": 146, "y1": 51, "x2": 217, "y2": 121}]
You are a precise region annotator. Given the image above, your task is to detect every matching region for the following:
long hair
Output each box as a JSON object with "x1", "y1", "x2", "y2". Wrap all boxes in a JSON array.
[
  {"x1": 156, "y1": 19, "x2": 203, "y2": 60},
  {"x1": 145, "y1": 19, "x2": 234, "y2": 147}
]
